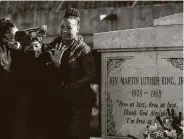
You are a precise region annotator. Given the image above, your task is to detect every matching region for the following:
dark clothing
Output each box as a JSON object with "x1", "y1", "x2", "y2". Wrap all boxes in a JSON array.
[
  {"x1": 47, "y1": 35, "x2": 96, "y2": 139},
  {"x1": 0, "y1": 38, "x2": 16, "y2": 139},
  {"x1": 0, "y1": 49, "x2": 65, "y2": 139}
]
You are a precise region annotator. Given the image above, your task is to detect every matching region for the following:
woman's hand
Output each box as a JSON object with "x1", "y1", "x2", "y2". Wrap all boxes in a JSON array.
[
  {"x1": 8, "y1": 41, "x2": 21, "y2": 50},
  {"x1": 0, "y1": 45, "x2": 12, "y2": 71},
  {"x1": 49, "y1": 42, "x2": 67, "y2": 67},
  {"x1": 2, "y1": 38, "x2": 21, "y2": 50}
]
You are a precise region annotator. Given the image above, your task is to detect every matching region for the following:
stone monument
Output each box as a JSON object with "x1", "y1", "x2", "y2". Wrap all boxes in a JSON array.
[{"x1": 93, "y1": 13, "x2": 183, "y2": 139}]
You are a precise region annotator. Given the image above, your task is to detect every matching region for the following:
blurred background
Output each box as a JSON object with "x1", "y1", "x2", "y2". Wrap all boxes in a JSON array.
[
  {"x1": 0, "y1": 1, "x2": 183, "y2": 138},
  {"x1": 0, "y1": 1, "x2": 183, "y2": 47}
]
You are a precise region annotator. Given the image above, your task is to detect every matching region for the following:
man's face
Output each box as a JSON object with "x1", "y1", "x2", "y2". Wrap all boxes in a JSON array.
[
  {"x1": 4, "y1": 27, "x2": 18, "y2": 42},
  {"x1": 24, "y1": 41, "x2": 42, "y2": 58},
  {"x1": 60, "y1": 18, "x2": 79, "y2": 41}
]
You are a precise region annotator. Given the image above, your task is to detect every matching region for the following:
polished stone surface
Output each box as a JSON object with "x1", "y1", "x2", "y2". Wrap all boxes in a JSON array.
[{"x1": 93, "y1": 13, "x2": 183, "y2": 139}]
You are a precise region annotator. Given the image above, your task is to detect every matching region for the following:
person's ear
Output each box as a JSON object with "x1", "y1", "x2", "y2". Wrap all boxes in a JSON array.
[{"x1": 77, "y1": 25, "x2": 80, "y2": 33}]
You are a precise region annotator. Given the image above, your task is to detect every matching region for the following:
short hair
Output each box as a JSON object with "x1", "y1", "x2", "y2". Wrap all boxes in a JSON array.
[
  {"x1": 0, "y1": 18, "x2": 16, "y2": 38},
  {"x1": 63, "y1": 8, "x2": 80, "y2": 25}
]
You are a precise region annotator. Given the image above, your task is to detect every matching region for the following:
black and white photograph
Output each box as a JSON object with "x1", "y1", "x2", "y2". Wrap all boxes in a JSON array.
[{"x1": 0, "y1": 1, "x2": 183, "y2": 139}]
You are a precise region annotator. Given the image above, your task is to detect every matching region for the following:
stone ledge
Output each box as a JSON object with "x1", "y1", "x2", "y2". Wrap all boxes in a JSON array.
[
  {"x1": 93, "y1": 25, "x2": 183, "y2": 50},
  {"x1": 153, "y1": 13, "x2": 183, "y2": 26}
]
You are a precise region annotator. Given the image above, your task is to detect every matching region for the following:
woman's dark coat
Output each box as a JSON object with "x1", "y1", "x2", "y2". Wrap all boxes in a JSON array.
[{"x1": 47, "y1": 35, "x2": 96, "y2": 139}]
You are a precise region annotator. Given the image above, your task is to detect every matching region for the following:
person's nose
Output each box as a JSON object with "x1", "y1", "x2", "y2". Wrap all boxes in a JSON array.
[{"x1": 62, "y1": 28, "x2": 67, "y2": 33}]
